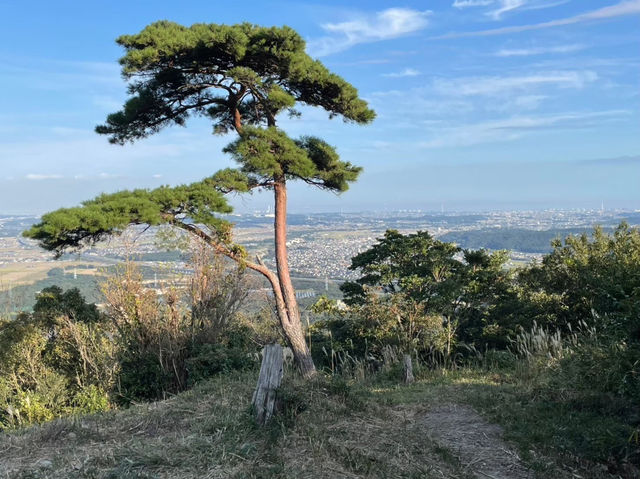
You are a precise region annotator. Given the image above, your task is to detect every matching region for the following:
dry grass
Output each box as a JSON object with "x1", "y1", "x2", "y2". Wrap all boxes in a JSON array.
[
  {"x1": 0, "y1": 367, "x2": 630, "y2": 479},
  {"x1": 0, "y1": 370, "x2": 476, "y2": 479}
]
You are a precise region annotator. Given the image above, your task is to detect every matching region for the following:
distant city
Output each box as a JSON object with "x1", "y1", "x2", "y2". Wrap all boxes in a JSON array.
[
  {"x1": 1, "y1": 208, "x2": 639, "y2": 312},
  {"x1": 2, "y1": 208, "x2": 639, "y2": 278}
]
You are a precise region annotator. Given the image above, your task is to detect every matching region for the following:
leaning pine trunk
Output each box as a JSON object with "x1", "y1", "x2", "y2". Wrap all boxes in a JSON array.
[{"x1": 273, "y1": 180, "x2": 316, "y2": 378}]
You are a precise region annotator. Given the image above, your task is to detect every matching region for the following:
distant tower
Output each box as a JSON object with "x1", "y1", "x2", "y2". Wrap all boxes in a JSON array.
[
  {"x1": 73, "y1": 267, "x2": 77, "y2": 280},
  {"x1": 154, "y1": 272, "x2": 158, "y2": 288},
  {"x1": 325, "y1": 276, "x2": 329, "y2": 292}
]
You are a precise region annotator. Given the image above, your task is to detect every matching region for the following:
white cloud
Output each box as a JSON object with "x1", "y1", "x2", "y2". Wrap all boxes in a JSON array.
[
  {"x1": 382, "y1": 68, "x2": 421, "y2": 78},
  {"x1": 453, "y1": 0, "x2": 567, "y2": 20},
  {"x1": 484, "y1": 94, "x2": 549, "y2": 112},
  {"x1": 496, "y1": 44, "x2": 585, "y2": 56},
  {"x1": 489, "y1": 0, "x2": 528, "y2": 20},
  {"x1": 489, "y1": 110, "x2": 630, "y2": 130},
  {"x1": 308, "y1": 8, "x2": 431, "y2": 56},
  {"x1": 419, "y1": 110, "x2": 630, "y2": 148},
  {"x1": 437, "y1": 0, "x2": 640, "y2": 38},
  {"x1": 433, "y1": 70, "x2": 598, "y2": 96},
  {"x1": 26, "y1": 174, "x2": 63, "y2": 180},
  {"x1": 70, "y1": 172, "x2": 125, "y2": 181},
  {"x1": 511, "y1": 94, "x2": 549, "y2": 109},
  {"x1": 453, "y1": 0, "x2": 494, "y2": 7}
]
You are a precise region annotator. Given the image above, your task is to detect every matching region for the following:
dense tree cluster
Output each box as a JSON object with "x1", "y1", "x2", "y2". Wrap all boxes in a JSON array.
[{"x1": 311, "y1": 225, "x2": 640, "y2": 400}]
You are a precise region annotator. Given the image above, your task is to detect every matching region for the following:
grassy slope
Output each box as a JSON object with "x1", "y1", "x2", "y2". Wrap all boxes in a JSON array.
[{"x1": 0, "y1": 368, "x2": 634, "y2": 479}]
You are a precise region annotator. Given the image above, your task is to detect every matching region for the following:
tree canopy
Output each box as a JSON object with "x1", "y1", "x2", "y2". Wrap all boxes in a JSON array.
[
  {"x1": 341, "y1": 230, "x2": 466, "y2": 307},
  {"x1": 340, "y1": 229, "x2": 515, "y2": 348},
  {"x1": 96, "y1": 21, "x2": 374, "y2": 143}
]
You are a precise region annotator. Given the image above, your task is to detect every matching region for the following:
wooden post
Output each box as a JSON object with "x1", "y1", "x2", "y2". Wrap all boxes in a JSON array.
[
  {"x1": 252, "y1": 343, "x2": 284, "y2": 425},
  {"x1": 403, "y1": 354, "x2": 414, "y2": 384}
]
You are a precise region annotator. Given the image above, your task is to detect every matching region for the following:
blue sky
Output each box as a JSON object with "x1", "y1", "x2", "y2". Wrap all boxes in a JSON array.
[{"x1": 0, "y1": 0, "x2": 638, "y2": 214}]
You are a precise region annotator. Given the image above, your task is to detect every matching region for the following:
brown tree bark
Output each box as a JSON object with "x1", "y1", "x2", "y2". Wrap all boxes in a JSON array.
[{"x1": 273, "y1": 179, "x2": 316, "y2": 378}]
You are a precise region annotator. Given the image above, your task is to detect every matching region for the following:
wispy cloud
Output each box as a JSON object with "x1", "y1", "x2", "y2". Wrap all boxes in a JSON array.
[
  {"x1": 433, "y1": 70, "x2": 597, "y2": 96},
  {"x1": 25, "y1": 174, "x2": 63, "y2": 180},
  {"x1": 26, "y1": 172, "x2": 128, "y2": 181},
  {"x1": 382, "y1": 68, "x2": 421, "y2": 78},
  {"x1": 438, "y1": 0, "x2": 640, "y2": 38},
  {"x1": 490, "y1": 94, "x2": 549, "y2": 111},
  {"x1": 308, "y1": 8, "x2": 431, "y2": 56},
  {"x1": 488, "y1": 0, "x2": 528, "y2": 20},
  {"x1": 453, "y1": 0, "x2": 494, "y2": 7},
  {"x1": 453, "y1": 0, "x2": 567, "y2": 20},
  {"x1": 489, "y1": 110, "x2": 630, "y2": 130},
  {"x1": 97, "y1": 172, "x2": 120, "y2": 179},
  {"x1": 496, "y1": 44, "x2": 584, "y2": 56},
  {"x1": 419, "y1": 110, "x2": 631, "y2": 148}
]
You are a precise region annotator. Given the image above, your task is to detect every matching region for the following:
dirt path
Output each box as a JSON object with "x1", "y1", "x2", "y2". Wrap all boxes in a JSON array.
[{"x1": 420, "y1": 403, "x2": 534, "y2": 479}]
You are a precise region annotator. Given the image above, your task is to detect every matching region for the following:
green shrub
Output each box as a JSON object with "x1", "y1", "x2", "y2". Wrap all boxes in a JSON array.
[
  {"x1": 74, "y1": 384, "x2": 110, "y2": 413},
  {"x1": 553, "y1": 338, "x2": 640, "y2": 399},
  {"x1": 310, "y1": 294, "x2": 453, "y2": 371},
  {"x1": 482, "y1": 349, "x2": 517, "y2": 370},
  {"x1": 117, "y1": 351, "x2": 175, "y2": 403},
  {"x1": 185, "y1": 343, "x2": 254, "y2": 386}
]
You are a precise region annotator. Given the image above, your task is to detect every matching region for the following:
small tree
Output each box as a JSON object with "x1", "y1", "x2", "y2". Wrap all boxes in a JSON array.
[
  {"x1": 341, "y1": 229, "x2": 514, "y2": 348},
  {"x1": 24, "y1": 21, "x2": 374, "y2": 378}
]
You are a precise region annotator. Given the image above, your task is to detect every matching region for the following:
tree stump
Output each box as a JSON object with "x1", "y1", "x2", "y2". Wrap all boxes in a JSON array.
[
  {"x1": 403, "y1": 354, "x2": 415, "y2": 384},
  {"x1": 252, "y1": 343, "x2": 284, "y2": 425}
]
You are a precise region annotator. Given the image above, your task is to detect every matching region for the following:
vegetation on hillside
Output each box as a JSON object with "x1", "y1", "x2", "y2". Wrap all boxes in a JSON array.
[
  {"x1": 0, "y1": 242, "x2": 279, "y2": 429},
  {"x1": 2, "y1": 223, "x2": 640, "y2": 476}
]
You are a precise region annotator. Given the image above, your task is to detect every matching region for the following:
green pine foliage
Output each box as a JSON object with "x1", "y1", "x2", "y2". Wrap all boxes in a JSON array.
[
  {"x1": 95, "y1": 21, "x2": 373, "y2": 143},
  {"x1": 23, "y1": 179, "x2": 234, "y2": 256}
]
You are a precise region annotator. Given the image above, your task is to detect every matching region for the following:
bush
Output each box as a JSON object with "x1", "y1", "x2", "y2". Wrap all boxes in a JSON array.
[
  {"x1": 117, "y1": 351, "x2": 175, "y2": 403},
  {"x1": 518, "y1": 223, "x2": 640, "y2": 336},
  {"x1": 185, "y1": 343, "x2": 254, "y2": 386},
  {"x1": 74, "y1": 384, "x2": 110, "y2": 413},
  {"x1": 552, "y1": 337, "x2": 640, "y2": 399},
  {"x1": 101, "y1": 246, "x2": 259, "y2": 403},
  {"x1": 0, "y1": 293, "x2": 114, "y2": 429},
  {"x1": 310, "y1": 294, "x2": 453, "y2": 370},
  {"x1": 481, "y1": 349, "x2": 517, "y2": 370}
]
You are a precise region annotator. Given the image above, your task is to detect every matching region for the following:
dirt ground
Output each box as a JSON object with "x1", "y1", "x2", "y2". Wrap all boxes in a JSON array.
[{"x1": 420, "y1": 403, "x2": 533, "y2": 479}]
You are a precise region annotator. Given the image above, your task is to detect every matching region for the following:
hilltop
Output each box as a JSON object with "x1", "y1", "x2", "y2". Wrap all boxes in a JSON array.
[{"x1": 0, "y1": 367, "x2": 633, "y2": 479}]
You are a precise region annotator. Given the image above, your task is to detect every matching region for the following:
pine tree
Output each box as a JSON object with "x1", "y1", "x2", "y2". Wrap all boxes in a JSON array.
[{"x1": 24, "y1": 21, "x2": 375, "y2": 377}]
